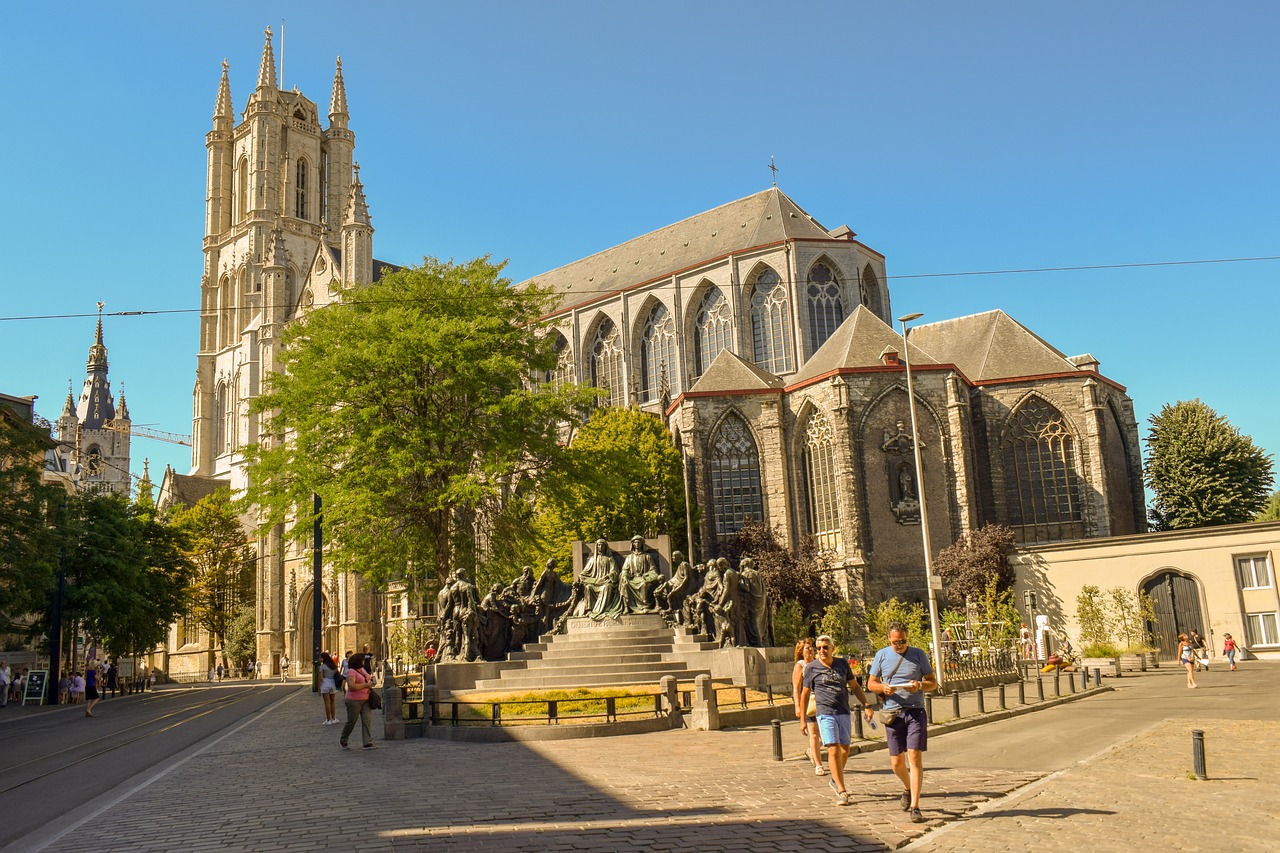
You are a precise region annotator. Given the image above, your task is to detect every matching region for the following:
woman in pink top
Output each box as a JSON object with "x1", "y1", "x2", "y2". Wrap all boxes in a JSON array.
[{"x1": 339, "y1": 652, "x2": 377, "y2": 749}]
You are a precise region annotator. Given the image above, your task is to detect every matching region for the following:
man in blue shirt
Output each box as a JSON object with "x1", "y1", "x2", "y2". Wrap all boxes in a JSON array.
[
  {"x1": 799, "y1": 634, "x2": 873, "y2": 806},
  {"x1": 867, "y1": 622, "x2": 937, "y2": 824}
]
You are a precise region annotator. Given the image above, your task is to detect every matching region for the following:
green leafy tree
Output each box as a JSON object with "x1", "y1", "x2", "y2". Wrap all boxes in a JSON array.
[
  {"x1": 0, "y1": 412, "x2": 60, "y2": 632},
  {"x1": 243, "y1": 256, "x2": 596, "y2": 590},
  {"x1": 719, "y1": 521, "x2": 836, "y2": 619},
  {"x1": 58, "y1": 492, "x2": 193, "y2": 665},
  {"x1": 169, "y1": 488, "x2": 254, "y2": 669},
  {"x1": 1255, "y1": 491, "x2": 1280, "y2": 522},
  {"x1": 222, "y1": 603, "x2": 257, "y2": 675},
  {"x1": 533, "y1": 407, "x2": 689, "y2": 565},
  {"x1": 819, "y1": 600, "x2": 855, "y2": 658},
  {"x1": 771, "y1": 599, "x2": 807, "y2": 649},
  {"x1": 1144, "y1": 400, "x2": 1274, "y2": 530},
  {"x1": 865, "y1": 598, "x2": 930, "y2": 653},
  {"x1": 1074, "y1": 584, "x2": 1114, "y2": 655},
  {"x1": 933, "y1": 523, "x2": 1016, "y2": 605}
]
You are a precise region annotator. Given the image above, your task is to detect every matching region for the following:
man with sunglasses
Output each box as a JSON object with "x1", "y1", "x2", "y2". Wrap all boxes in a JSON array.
[
  {"x1": 798, "y1": 635, "x2": 874, "y2": 806},
  {"x1": 867, "y1": 622, "x2": 937, "y2": 824}
]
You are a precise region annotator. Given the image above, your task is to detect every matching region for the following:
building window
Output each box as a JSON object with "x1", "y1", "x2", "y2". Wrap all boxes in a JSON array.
[
  {"x1": 390, "y1": 602, "x2": 403, "y2": 620},
  {"x1": 806, "y1": 262, "x2": 844, "y2": 358},
  {"x1": 709, "y1": 413, "x2": 763, "y2": 541},
  {"x1": 589, "y1": 318, "x2": 625, "y2": 407},
  {"x1": 295, "y1": 158, "x2": 308, "y2": 220},
  {"x1": 237, "y1": 157, "x2": 249, "y2": 222},
  {"x1": 212, "y1": 381, "x2": 227, "y2": 454},
  {"x1": 693, "y1": 286, "x2": 731, "y2": 378},
  {"x1": 750, "y1": 267, "x2": 792, "y2": 374},
  {"x1": 1246, "y1": 611, "x2": 1279, "y2": 646},
  {"x1": 181, "y1": 616, "x2": 200, "y2": 647},
  {"x1": 1002, "y1": 397, "x2": 1082, "y2": 532},
  {"x1": 640, "y1": 303, "x2": 679, "y2": 403},
  {"x1": 537, "y1": 332, "x2": 575, "y2": 391},
  {"x1": 802, "y1": 410, "x2": 841, "y2": 550},
  {"x1": 1237, "y1": 555, "x2": 1273, "y2": 589}
]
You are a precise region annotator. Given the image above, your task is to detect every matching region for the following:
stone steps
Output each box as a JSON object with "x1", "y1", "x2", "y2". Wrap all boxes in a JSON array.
[{"x1": 472, "y1": 668, "x2": 712, "y2": 691}]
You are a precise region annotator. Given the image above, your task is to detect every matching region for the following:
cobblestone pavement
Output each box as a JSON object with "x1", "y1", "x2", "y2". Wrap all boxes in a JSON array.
[
  {"x1": 21, "y1": 665, "x2": 1278, "y2": 852},
  {"x1": 904, "y1": 718, "x2": 1280, "y2": 853}
]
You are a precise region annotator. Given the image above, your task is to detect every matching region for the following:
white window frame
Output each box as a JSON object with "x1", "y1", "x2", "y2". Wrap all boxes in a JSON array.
[
  {"x1": 1245, "y1": 611, "x2": 1279, "y2": 646},
  {"x1": 1236, "y1": 554, "x2": 1273, "y2": 590}
]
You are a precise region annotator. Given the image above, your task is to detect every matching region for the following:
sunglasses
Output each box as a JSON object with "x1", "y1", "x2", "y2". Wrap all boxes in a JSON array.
[
  {"x1": 890, "y1": 639, "x2": 908, "y2": 646},
  {"x1": 816, "y1": 644, "x2": 832, "y2": 650}
]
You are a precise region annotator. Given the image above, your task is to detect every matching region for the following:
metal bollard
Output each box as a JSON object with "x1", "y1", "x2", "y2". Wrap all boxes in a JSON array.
[
  {"x1": 1018, "y1": 680, "x2": 1026, "y2": 705},
  {"x1": 976, "y1": 686, "x2": 985, "y2": 714},
  {"x1": 951, "y1": 690, "x2": 961, "y2": 720},
  {"x1": 1191, "y1": 729, "x2": 1207, "y2": 780},
  {"x1": 1093, "y1": 667, "x2": 1101, "y2": 687},
  {"x1": 1080, "y1": 669, "x2": 1089, "y2": 692},
  {"x1": 998, "y1": 683, "x2": 1007, "y2": 710},
  {"x1": 852, "y1": 704, "x2": 865, "y2": 740},
  {"x1": 925, "y1": 694, "x2": 934, "y2": 724},
  {"x1": 1053, "y1": 671, "x2": 1061, "y2": 697},
  {"x1": 1068, "y1": 671, "x2": 1077, "y2": 694},
  {"x1": 1036, "y1": 675, "x2": 1044, "y2": 701},
  {"x1": 771, "y1": 719, "x2": 783, "y2": 761}
]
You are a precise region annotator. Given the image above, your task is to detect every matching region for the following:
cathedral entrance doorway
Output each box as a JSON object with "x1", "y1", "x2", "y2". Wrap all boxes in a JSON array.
[{"x1": 1142, "y1": 571, "x2": 1206, "y2": 662}]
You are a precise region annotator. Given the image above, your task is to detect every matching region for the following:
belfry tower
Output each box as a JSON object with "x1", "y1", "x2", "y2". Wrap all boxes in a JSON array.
[{"x1": 58, "y1": 308, "x2": 132, "y2": 497}]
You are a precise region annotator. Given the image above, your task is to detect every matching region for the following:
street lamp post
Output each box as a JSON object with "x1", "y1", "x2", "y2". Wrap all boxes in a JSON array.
[{"x1": 898, "y1": 312, "x2": 944, "y2": 687}]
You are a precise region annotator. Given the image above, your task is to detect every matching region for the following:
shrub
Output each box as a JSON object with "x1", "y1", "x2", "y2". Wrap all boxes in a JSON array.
[{"x1": 772, "y1": 599, "x2": 808, "y2": 649}]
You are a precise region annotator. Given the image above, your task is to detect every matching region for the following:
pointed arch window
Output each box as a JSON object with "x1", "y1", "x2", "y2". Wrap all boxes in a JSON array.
[
  {"x1": 537, "y1": 332, "x2": 575, "y2": 391},
  {"x1": 212, "y1": 381, "x2": 227, "y2": 454},
  {"x1": 640, "y1": 303, "x2": 680, "y2": 403},
  {"x1": 237, "y1": 157, "x2": 249, "y2": 222},
  {"x1": 589, "y1": 318, "x2": 625, "y2": 407},
  {"x1": 806, "y1": 262, "x2": 845, "y2": 358},
  {"x1": 750, "y1": 267, "x2": 792, "y2": 374},
  {"x1": 295, "y1": 158, "x2": 308, "y2": 220},
  {"x1": 860, "y1": 264, "x2": 883, "y2": 317},
  {"x1": 709, "y1": 413, "x2": 764, "y2": 541},
  {"x1": 693, "y1": 286, "x2": 731, "y2": 378},
  {"x1": 802, "y1": 409, "x2": 841, "y2": 550},
  {"x1": 1002, "y1": 397, "x2": 1083, "y2": 538}
]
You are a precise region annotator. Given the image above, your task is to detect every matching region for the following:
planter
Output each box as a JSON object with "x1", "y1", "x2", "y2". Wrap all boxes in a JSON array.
[
  {"x1": 1119, "y1": 653, "x2": 1147, "y2": 672},
  {"x1": 1080, "y1": 656, "x2": 1121, "y2": 678},
  {"x1": 1145, "y1": 651, "x2": 1160, "y2": 669}
]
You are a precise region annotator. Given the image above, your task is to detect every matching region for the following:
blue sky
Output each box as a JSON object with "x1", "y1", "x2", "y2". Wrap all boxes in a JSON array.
[{"x1": 1, "y1": 2, "x2": 1277, "y2": 494}]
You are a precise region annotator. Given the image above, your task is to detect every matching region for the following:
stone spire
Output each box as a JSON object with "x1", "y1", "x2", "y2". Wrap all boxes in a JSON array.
[
  {"x1": 214, "y1": 59, "x2": 234, "y2": 125},
  {"x1": 61, "y1": 385, "x2": 76, "y2": 419},
  {"x1": 87, "y1": 305, "x2": 108, "y2": 373},
  {"x1": 77, "y1": 304, "x2": 115, "y2": 429},
  {"x1": 117, "y1": 391, "x2": 130, "y2": 421},
  {"x1": 257, "y1": 27, "x2": 277, "y2": 91},
  {"x1": 329, "y1": 56, "x2": 349, "y2": 125},
  {"x1": 344, "y1": 162, "x2": 371, "y2": 227}
]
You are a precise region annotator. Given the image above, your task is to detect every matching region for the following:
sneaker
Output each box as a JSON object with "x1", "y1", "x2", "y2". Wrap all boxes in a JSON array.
[
  {"x1": 910, "y1": 807, "x2": 924, "y2": 823},
  {"x1": 900, "y1": 790, "x2": 912, "y2": 811},
  {"x1": 836, "y1": 791, "x2": 851, "y2": 807},
  {"x1": 814, "y1": 764, "x2": 827, "y2": 776},
  {"x1": 363, "y1": 743, "x2": 377, "y2": 749},
  {"x1": 829, "y1": 778, "x2": 839, "y2": 795},
  {"x1": 340, "y1": 742, "x2": 349, "y2": 750}
]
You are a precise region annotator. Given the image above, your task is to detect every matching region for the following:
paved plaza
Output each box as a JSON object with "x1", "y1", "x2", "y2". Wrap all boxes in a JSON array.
[{"x1": 13, "y1": 662, "x2": 1278, "y2": 853}]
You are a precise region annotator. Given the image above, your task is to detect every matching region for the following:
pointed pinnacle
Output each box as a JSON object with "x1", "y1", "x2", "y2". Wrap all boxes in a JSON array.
[
  {"x1": 214, "y1": 58, "x2": 234, "y2": 121},
  {"x1": 257, "y1": 26, "x2": 277, "y2": 90},
  {"x1": 344, "y1": 162, "x2": 371, "y2": 227},
  {"x1": 330, "y1": 55, "x2": 349, "y2": 118}
]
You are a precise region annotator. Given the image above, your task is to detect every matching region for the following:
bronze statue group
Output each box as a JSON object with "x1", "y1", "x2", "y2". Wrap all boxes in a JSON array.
[{"x1": 432, "y1": 536, "x2": 773, "y2": 664}]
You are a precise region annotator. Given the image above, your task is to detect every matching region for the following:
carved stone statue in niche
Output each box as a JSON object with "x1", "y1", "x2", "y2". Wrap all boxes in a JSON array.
[{"x1": 882, "y1": 420, "x2": 922, "y2": 525}]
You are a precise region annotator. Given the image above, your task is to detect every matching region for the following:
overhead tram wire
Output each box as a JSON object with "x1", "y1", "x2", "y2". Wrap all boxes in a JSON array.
[{"x1": 1, "y1": 254, "x2": 1278, "y2": 324}]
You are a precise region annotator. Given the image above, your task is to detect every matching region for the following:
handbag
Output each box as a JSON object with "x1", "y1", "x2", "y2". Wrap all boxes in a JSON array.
[
  {"x1": 367, "y1": 688, "x2": 382, "y2": 710},
  {"x1": 874, "y1": 655, "x2": 907, "y2": 725},
  {"x1": 805, "y1": 694, "x2": 817, "y2": 718}
]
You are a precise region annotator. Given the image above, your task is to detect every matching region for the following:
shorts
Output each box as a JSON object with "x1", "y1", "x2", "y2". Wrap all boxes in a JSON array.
[
  {"x1": 816, "y1": 713, "x2": 852, "y2": 747},
  {"x1": 320, "y1": 684, "x2": 338, "y2": 695},
  {"x1": 885, "y1": 706, "x2": 927, "y2": 755}
]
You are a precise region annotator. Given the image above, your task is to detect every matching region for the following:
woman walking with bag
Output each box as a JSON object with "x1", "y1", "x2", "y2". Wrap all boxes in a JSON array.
[
  {"x1": 319, "y1": 652, "x2": 341, "y2": 725},
  {"x1": 791, "y1": 638, "x2": 825, "y2": 776},
  {"x1": 1178, "y1": 633, "x2": 1197, "y2": 688},
  {"x1": 339, "y1": 652, "x2": 378, "y2": 750}
]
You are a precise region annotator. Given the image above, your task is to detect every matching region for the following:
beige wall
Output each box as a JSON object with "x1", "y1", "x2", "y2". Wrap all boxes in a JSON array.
[{"x1": 1011, "y1": 521, "x2": 1280, "y2": 661}]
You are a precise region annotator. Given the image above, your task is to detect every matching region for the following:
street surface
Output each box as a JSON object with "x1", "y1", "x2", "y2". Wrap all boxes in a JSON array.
[{"x1": 1, "y1": 663, "x2": 1275, "y2": 852}]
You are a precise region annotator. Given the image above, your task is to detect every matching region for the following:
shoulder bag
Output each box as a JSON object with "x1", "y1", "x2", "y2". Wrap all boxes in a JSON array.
[{"x1": 874, "y1": 655, "x2": 907, "y2": 726}]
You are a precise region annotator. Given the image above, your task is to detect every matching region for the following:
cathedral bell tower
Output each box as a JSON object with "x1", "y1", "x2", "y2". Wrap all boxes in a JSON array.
[{"x1": 61, "y1": 308, "x2": 131, "y2": 497}]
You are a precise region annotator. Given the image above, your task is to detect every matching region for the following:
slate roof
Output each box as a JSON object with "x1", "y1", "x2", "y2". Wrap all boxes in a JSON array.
[
  {"x1": 160, "y1": 471, "x2": 226, "y2": 511},
  {"x1": 904, "y1": 310, "x2": 1081, "y2": 383},
  {"x1": 520, "y1": 188, "x2": 841, "y2": 313},
  {"x1": 687, "y1": 348, "x2": 787, "y2": 395},
  {"x1": 790, "y1": 305, "x2": 938, "y2": 384}
]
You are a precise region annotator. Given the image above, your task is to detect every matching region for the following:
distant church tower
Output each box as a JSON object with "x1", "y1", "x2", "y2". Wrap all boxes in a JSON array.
[
  {"x1": 59, "y1": 309, "x2": 131, "y2": 497},
  {"x1": 190, "y1": 29, "x2": 379, "y2": 677}
]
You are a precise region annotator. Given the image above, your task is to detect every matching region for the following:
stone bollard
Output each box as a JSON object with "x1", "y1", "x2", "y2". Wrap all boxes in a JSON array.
[
  {"x1": 998, "y1": 683, "x2": 1006, "y2": 710},
  {"x1": 690, "y1": 673, "x2": 720, "y2": 732},
  {"x1": 660, "y1": 675, "x2": 683, "y2": 729},
  {"x1": 381, "y1": 664, "x2": 404, "y2": 741}
]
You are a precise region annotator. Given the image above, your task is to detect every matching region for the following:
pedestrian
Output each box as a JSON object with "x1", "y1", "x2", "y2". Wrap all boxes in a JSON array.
[
  {"x1": 319, "y1": 652, "x2": 341, "y2": 725},
  {"x1": 13, "y1": 669, "x2": 27, "y2": 703},
  {"x1": 867, "y1": 622, "x2": 938, "y2": 825},
  {"x1": 208, "y1": 666, "x2": 216, "y2": 683},
  {"x1": 1190, "y1": 629, "x2": 1209, "y2": 671},
  {"x1": 361, "y1": 644, "x2": 375, "y2": 676},
  {"x1": 70, "y1": 672, "x2": 85, "y2": 704},
  {"x1": 105, "y1": 663, "x2": 117, "y2": 698},
  {"x1": 1223, "y1": 633, "x2": 1239, "y2": 671},
  {"x1": 791, "y1": 638, "x2": 825, "y2": 776},
  {"x1": 799, "y1": 634, "x2": 874, "y2": 806},
  {"x1": 340, "y1": 651, "x2": 354, "y2": 678},
  {"x1": 217, "y1": 663, "x2": 224, "y2": 681},
  {"x1": 1178, "y1": 633, "x2": 1197, "y2": 688},
  {"x1": 339, "y1": 651, "x2": 378, "y2": 750},
  {"x1": 254, "y1": 660, "x2": 262, "y2": 680},
  {"x1": 279, "y1": 655, "x2": 290, "y2": 682},
  {"x1": 0, "y1": 661, "x2": 10, "y2": 709},
  {"x1": 1018, "y1": 622, "x2": 1033, "y2": 659},
  {"x1": 84, "y1": 664, "x2": 101, "y2": 717}
]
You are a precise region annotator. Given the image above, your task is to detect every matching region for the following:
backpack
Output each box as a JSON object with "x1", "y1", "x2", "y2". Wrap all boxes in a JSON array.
[{"x1": 333, "y1": 668, "x2": 346, "y2": 690}]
